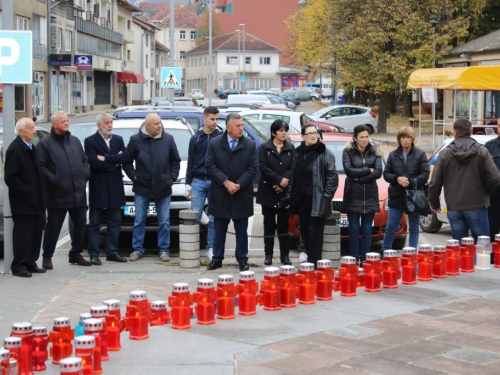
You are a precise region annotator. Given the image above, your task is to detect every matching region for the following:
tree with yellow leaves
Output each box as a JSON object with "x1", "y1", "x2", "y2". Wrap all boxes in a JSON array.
[{"x1": 196, "y1": 9, "x2": 225, "y2": 46}]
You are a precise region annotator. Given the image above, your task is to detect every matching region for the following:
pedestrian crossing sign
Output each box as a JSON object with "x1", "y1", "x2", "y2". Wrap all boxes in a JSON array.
[{"x1": 161, "y1": 67, "x2": 182, "y2": 88}]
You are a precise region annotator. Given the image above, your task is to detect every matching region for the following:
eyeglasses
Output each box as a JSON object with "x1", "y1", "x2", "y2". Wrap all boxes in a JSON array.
[{"x1": 304, "y1": 132, "x2": 318, "y2": 136}]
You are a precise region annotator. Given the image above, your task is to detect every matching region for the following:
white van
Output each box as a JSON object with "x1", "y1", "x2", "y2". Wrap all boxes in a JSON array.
[
  {"x1": 226, "y1": 94, "x2": 271, "y2": 105},
  {"x1": 303, "y1": 79, "x2": 333, "y2": 99}
]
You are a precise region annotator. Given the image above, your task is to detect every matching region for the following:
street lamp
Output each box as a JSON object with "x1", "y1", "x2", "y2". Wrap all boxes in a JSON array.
[{"x1": 239, "y1": 23, "x2": 245, "y2": 91}]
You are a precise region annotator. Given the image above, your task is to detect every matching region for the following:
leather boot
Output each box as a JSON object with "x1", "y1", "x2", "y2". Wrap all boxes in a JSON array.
[
  {"x1": 42, "y1": 258, "x2": 53, "y2": 270},
  {"x1": 264, "y1": 255, "x2": 273, "y2": 265},
  {"x1": 280, "y1": 255, "x2": 292, "y2": 265}
]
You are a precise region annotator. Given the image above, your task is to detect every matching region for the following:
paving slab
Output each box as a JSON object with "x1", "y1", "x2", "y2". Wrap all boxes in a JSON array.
[
  {"x1": 372, "y1": 339, "x2": 461, "y2": 363},
  {"x1": 442, "y1": 347, "x2": 500, "y2": 365},
  {"x1": 413, "y1": 355, "x2": 500, "y2": 375}
]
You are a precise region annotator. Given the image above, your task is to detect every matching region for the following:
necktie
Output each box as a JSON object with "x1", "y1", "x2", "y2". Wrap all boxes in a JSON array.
[{"x1": 231, "y1": 139, "x2": 236, "y2": 151}]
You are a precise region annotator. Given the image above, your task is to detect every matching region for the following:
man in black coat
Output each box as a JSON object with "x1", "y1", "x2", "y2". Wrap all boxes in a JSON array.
[
  {"x1": 205, "y1": 113, "x2": 258, "y2": 271},
  {"x1": 84, "y1": 113, "x2": 129, "y2": 265},
  {"x1": 4, "y1": 118, "x2": 47, "y2": 277},
  {"x1": 37, "y1": 111, "x2": 91, "y2": 269},
  {"x1": 485, "y1": 120, "x2": 500, "y2": 243}
]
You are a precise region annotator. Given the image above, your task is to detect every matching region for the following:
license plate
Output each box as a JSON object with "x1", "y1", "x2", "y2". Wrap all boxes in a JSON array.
[{"x1": 123, "y1": 206, "x2": 157, "y2": 216}]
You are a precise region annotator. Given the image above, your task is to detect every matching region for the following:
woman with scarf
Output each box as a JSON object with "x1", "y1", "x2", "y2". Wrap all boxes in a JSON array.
[
  {"x1": 288, "y1": 125, "x2": 338, "y2": 268},
  {"x1": 342, "y1": 125, "x2": 383, "y2": 265}
]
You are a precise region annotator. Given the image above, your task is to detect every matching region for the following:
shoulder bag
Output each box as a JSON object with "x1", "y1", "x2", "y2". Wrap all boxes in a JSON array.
[{"x1": 405, "y1": 178, "x2": 431, "y2": 216}]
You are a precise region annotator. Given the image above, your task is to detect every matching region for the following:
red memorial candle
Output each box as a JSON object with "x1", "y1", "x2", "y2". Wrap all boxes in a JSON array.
[
  {"x1": 103, "y1": 299, "x2": 124, "y2": 332},
  {"x1": 31, "y1": 325, "x2": 49, "y2": 371},
  {"x1": 237, "y1": 271, "x2": 259, "y2": 315},
  {"x1": 3, "y1": 337, "x2": 21, "y2": 361},
  {"x1": 316, "y1": 260, "x2": 334, "y2": 300},
  {"x1": 460, "y1": 237, "x2": 476, "y2": 273},
  {"x1": 194, "y1": 279, "x2": 217, "y2": 325},
  {"x1": 90, "y1": 305, "x2": 109, "y2": 361},
  {"x1": 401, "y1": 247, "x2": 417, "y2": 285},
  {"x1": 0, "y1": 349, "x2": 9, "y2": 375},
  {"x1": 338, "y1": 256, "x2": 358, "y2": 296},
  {"x1": 445, "y1": 239, "x2": 461, "y2": 275},
  {"x1": 150, "y1": 301, "x2": 171, "y2": 326},
  {"x1": 11, "y1": 322, "x2": 34, "y2": 375},
  {"x1": 297, "y1": 263, "x2": 317, "y2": 304},
  {"x1": 83, "y1": 319, "x2": 103, "y2": 375},
  {"x1": 381, "y1": 250, "x2": 399, "y2": 289},
  {"x1": 59, "y1": 357, "x2": 82, "y2": 375},
  {"x1": 364, "y1": 252, "x2": 382, "y2": 292},
  {"x1": 357, "y1": 268, "x2": 365, "y2": 288},
  {"x1": 49, "y1": 318, "x2": 74, "y2": 365},
  {"x1": 126, "y1": 290, "x2": 150, "y2": 339},
  {"x1": 259, "y1": 267, "x2": 282, "y2": 311},
  {"x1": 279, "y1": 265, "x2": 298, "y2": 308},
  {"x1": 74, "y1": 336, "x2": 95, "y2": 375},
  {"x1": 168, "y1": 283, "x2": 194, "y2": 329},
  {"x1": 216, "y1": 275, "x2": 237, "y2": 320},
  {"x1": 417, "y1": 244, "x2": 434, "y2": 281},
  {"x1": 494, "y1": 234, "x2": 500, "y2": 268},
  {"x1": 432, "y1": 245, "x2": 447, "y2": 278}
]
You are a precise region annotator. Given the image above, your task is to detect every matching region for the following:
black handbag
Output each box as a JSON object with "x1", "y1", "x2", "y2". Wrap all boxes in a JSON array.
[{"x1": 405, "y1": 179, "x2": 431, "y2": 216}]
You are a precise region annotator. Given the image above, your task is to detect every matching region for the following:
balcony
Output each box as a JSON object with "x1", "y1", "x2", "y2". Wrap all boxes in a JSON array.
[
  {"x1": 75, "y1": 16, "x2": 122, "y2": 45},
  {"x1": 150, "y1": 68, "x2": 155, "y2": 77},
  {"x1": 122, "y1": 59, "x2": 135, "y2": 73},
  {"x1": 74, "y1": 7, "x2": 113, "y2": 30},
  {"x1": 33, "y1": 43, "x2": 47, "y2": 60},
  {"x1": 118, "y1": 27, "x2": 134, "y2": 44}
]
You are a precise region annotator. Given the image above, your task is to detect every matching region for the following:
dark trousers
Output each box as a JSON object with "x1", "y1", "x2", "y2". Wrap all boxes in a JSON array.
[
  {"x1": 43, "y1": 207, "x2": 87, "y2": 258},
  {"x1": 298, "y1": 194, "x2": 326, "y2": 268},
  {"x1": 213, "y1": 217, "x2": 249, "y2": 263},
  {"x1": 488, "y1": 196, "x2": 500, "y2": 242},
  {"x1": 88, "y1": 207, "x2": 121, "y2": 257},
  {"x1": 262, "y1": 205, "x2": 289, "y2": 257},
  {"x1": 11, "y1": 214, "x2": 45, "y2": 273}
]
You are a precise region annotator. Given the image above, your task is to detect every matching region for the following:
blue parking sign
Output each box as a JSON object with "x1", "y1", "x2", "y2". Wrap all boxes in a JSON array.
[{"x1": 0, "y1": 31, "x2": 32, "y2": 84}]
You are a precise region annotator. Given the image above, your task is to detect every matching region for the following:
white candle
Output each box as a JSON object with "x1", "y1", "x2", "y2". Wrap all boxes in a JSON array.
[{"x1": 476, "y1": 253, "x2": 491, "y2": 270}]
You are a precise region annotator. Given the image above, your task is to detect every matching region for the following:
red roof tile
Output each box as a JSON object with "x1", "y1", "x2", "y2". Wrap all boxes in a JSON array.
[
  {"x1": 149, "y1": 6, "x2": 198, "y2": 28},
  {"x1": 186, "y1": 31, "x2": 281, "y2": 55}
]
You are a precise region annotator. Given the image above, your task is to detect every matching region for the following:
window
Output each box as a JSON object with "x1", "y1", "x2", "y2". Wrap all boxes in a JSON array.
[
  {"x1": 180, "y1": 51, "x2": 185, "y2": 60},
  {"x1": 57, "y1": 28, "x2": 62, "y2": 50},
  {"x1": 226, "y1": 56, "x2": 238, "y2": 64},
  {"x1": 205, "y1": 57, "x2": 207, "y2": 65},
  {"x1": 190, "y1": 31, "x2": 196, "y2": 40},
  {"x1": 127, "y1": 20, "x2": 131, "y2": 29},
  {"x1": 180, "y1": 31, "x2": 186, "y2": 40},
  {"x1": 259, "y1": 57, "x2": 271, "y2": 65},
  {"x1": 16, "y1": 16, "x2": 29, "y2": 30},
  {"x1": 15, "y1": 85, "x2": 25, "y2": 111},
  {"x1": 65, "y1": 30, "x2": 72, "y2": 51},
  {"x1": 145, "y1": 34, "x2": 148, "y2": 47},
  {"x1": 127, "y1": 50, "x2": 131, "y2": 60},
  {"x1": 245, "y1": 57, "x2": 251, "y2": 64},
  {"x1": 145, "y1": 54, "x2": 148, "y2": 69}
]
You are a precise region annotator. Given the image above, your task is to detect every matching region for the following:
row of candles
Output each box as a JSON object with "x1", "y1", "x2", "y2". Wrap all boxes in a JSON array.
[{"x1": 1, "y1": 234, "x2": 499, "y2": 375}]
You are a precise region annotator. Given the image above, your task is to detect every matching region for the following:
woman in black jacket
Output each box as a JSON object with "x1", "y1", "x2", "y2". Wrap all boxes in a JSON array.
[
  {"x1": 342, "y1": 125, "x2": 383, "y2": 263},
  {"x1": 256, "y1": 120, "x2": 295, "y2": 266},
  {"x1": 289, "y1": 124, "x2": 338, "y2": 268},
  {"x1": 382, "y1": 126, "x2": 430, "y2": 250}
]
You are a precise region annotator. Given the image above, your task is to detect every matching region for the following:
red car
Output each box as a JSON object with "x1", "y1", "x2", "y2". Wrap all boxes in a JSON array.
[
  {"x1": 306, "y1": 115, "x2": 344, "y2": 133},
  {"x1": 287, "y1": 133, "x2": 407, "y2": 249}
]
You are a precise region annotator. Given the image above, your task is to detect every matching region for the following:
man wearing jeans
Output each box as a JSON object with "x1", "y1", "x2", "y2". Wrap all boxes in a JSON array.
[
  {"x1": 429, "y1": 119, "x2": 500, "y2": 242},
  {"x1": 123, "y1": 114, "x2": 181, "y2": 261},
  {"x1": 185, "y1": 106, "x2": 222, "y2": 260}
]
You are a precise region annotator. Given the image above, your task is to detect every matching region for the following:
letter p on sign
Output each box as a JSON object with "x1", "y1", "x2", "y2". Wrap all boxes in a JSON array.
[{"x1": 0, "y1": 31, "x2": 32, "y2": 84}]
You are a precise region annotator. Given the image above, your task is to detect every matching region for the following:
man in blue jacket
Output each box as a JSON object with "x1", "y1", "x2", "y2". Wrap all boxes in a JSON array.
[
  {"x1": 185, "y1": 106, "x2": 222, "y2": 260},
  {"x1": 84, "y1": 113, "x2": 129, "y2": 265},
  {"x1": 123, "y1": 113, "x2": 181, "y2": 262}
]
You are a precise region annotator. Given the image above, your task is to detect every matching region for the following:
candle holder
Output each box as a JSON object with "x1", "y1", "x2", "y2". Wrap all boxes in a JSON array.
[
  {"x1": 338, "y1": 256, "x2": 358, "y2": 296},
  {"x1": 216, "y1": 275, "x2": 237, "y2": 319},
  {"x1": 445, "y1": 239, "x2": 461, "y2": 275},
  {"x1": 74, "y1": 336, "x2": 95, "y2": 375},
  {"x1": 126, "y1": 290, "x2": 150, "y2": 339},
  {"x1": 432, "y1": 245, "x2": 447, "y2": 278},
  {"x1": 460, "y1": 237, "x2": 476, "y2": 273},
  {"x1": 32, "y1": 325, "x2": 49, "y2": 371},
  {"x1": 194, "y1": 279, "x2": 217, "y2": 325},
  {"x1": 49, "y1": 318, "x2": 74, "y2": 365},
  {"x1": 3, "y1": 337, "x2": 21, "y2": 361},
  {"x1": 476, "y1": 235, "x2": 492, "y2": 270},
  {"x1": 10, "y1": 321, "x2": 34, "y2": 375},
  {"x1": 401, "y1": 247, "x2": 417, "y2": 285},
  {"x1": 83, "y1": 319, "x2": 103, "y2": 375},
  {"x1": 237, "y1": 271, "x2": 259, "y2": 315},
  {"x1": 90, "y1": 305, "x2": 109, "y2": 361},
  {"x1": 150, "y1": 301, "x2": 171, "y2": 326},
  {"x1": 364, "y1": 252, "x2": 381, "y2": 292},
  {"x1": 59, "y1": 357, "x2": 83, "y2": 375},
  {"x1": 259, "y1": 267, "x2": 282, "y2": 311},
  {"x1": 494, "y1": 234, "x2": 500, "y2": 268},
  {"x1": 316, "y1": 260, "x2": 334, "y2": 301},
  {"x1": 168, "y1": 283, "x2": 194, "y2": 329},
  {"x1": 382, "y1": 250, "x2": 399, "y2": 289},
  {"x1": 279, "y1": 265, "x2": 298, "y2": 307},
  {"x1": 0, "y1": 349, "x2": 9, "y2": 374},
  {"x1": 297, "y1": 263, "x2": 318, "y2": 303},
  {"x1": 417, "y1": 244, "x2": 434, "y2": 281},
  {"x1": 103, "y1": 299, "x2": 125, "y2": 332},
  {"x1": 357, "y1": 268, "x2": 365, "y2": 288}
]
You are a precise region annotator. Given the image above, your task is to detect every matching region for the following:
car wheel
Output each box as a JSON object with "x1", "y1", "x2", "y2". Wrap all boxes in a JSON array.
[
  {"x1": 366, "y1": 125, "x2": 374, "y2": 134},
  {"x1": 419, "y1": 211, "x2": 443, "y2": 233},
  {"x1": 392, "y1": 235, "x2": 407, "y2": 250},
  {"x1": 310, "y1": 96, "x2": 318, "y2": 102}
]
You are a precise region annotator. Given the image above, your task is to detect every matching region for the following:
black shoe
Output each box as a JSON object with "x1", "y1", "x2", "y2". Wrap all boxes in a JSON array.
[
  {"x1": 280, "y1": 255, "x2": 292, "y2": 265},
  {"x1": 207, "y1": 261, "x2": 223, "y2": 271},
  {"x1": 238, "y1": 262, "x2": 250, "y2": 271},
  {"x1": 264, "y1": 255, "x2": 273, "y2": 266},
  {"x1": 91, "y1": 256, "x2": 102, "y2": 265},
  {"x1": 42, "y1": 258, "x2": 53, "y2": 270},
  {"x1": 13, "y1": 270, "x2": 32, "y2": 278},
  {"x1": 69, "y1": 254, "x2": 92, "y2": 267},
  {"x1": 106, "y1": 254, "x2": 128, "y2": 263},
  {"x1": 28, "y1": 266, "x2": 47, "y2": 273}
]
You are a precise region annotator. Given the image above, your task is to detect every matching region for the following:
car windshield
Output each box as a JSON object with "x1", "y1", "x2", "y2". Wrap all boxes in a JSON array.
[{"x1": 70, "y1": 123, "x2": 191, "y2": 159}]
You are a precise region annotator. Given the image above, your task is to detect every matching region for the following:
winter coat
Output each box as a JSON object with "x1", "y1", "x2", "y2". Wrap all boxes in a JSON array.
[
  {"x1": 84, "y1": 131, "x2": 129, "y2": 209},
  {"x1": 4, "y1": 136, "x2": 46, "y2": 215},
  {"x1": 37, "y1": 128, "x2": 90, "y2": 209},
  {"x1": 383, "y1": 144, "x2": 429, "y2": 209},
  {"x1": 186, "y1": 126, "x2": 223, "y2": 185},
  {"x1": 256, "y1": 139, "x2": 295, "y2": 207},
  {"x1": 342, "y1": 141, "x2": 382, "y2": 214},
  {"x1": 429, "y1": 137, "x2": 500, "y2": 211},
  {"x1": 484, "y1": 136, "x2": 500, "y2": 198},
  {"x1": 206, "y1": 132, "x2": 258, "y2": 219},
  {"x1": 288, "y1": 141, "x2": 338, "y2": 218},
  {"x1": 123, "y1": 122, "x2": 181, "y2": 199}
]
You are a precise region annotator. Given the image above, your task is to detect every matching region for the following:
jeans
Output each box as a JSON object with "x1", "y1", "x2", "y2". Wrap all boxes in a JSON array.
[
  {"x1": 132, "y1": 194, "x2": 171, "y2": 256},
  {"x1": 488, "y1": 197, "x2": 500, "y2": 242},
  {"x1": 88, "y1": 207, "x2": 121, "y2": 257},
  {"x1": 382, "y1": 207, "x2": 420, "y2": 250},
  {"x1": 213, "y1": 217, "x2": 249, "y2": 263},
  {"x1": 43, "y1": 207, "x2": 87, "y2": 258},
  {"x1": 447, "y1": 208, "x2": 490, "y2": 243},
  {"x1": 347, "y1": 213, "x2": 375, "y2": 258},
  {"x1": 191, "y1": 178, "x2": 214, "y2": 250}
]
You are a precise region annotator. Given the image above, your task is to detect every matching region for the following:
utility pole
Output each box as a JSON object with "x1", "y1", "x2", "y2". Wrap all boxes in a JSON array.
[
  {"x1": 169, "y1": 0, "x2": 175, "y2": 102},
  {"x1": 208, "y1": 0, "x2": 213, "y2": 106},
  {"x1": 239, "y1": 23, "x2": 245, "y2": 92}
]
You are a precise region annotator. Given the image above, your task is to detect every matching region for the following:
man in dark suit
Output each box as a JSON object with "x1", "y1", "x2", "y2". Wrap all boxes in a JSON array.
[
  {"x1": 205, "y1": 113, "x2": 258, "y2": 271},
  {"x1": 84, "y1": 113, "x2": 129, "y2": 264},
  {"x1": 4, "y1": 118, "x2": 46, "y2": 277}
]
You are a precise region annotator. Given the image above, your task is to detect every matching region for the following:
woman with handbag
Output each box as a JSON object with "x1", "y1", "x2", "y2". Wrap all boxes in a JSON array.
[
  {"x1": 382, "y1": 126, "x2": 430, "y2": 250},
  {"x1": 342, "y1": 125, "x2": 383, "y2": 264},
  {"x1": 256, "y1": 120, "x2": 295, "y2": 266}
]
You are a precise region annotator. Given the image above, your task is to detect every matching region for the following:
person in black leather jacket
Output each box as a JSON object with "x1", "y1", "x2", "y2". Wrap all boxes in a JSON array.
[
  {"x1": 484, "y1": 120, "x2": 500, "y2": 242},
  {"x1": 342, "y1": 125, "x2": 383, "y2": 263},
  {"x1": 382, "y1": 126, "x2": 429, "y2": 250},
  {"x1": 289, "y1": 124, "x2": 338, "y2": 268}
]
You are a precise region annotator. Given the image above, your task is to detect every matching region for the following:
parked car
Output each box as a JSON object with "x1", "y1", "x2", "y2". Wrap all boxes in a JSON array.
[
  {"x1": 149, "y1": 97, "x2": 167, "y2": 106},
  {"x1": 302, "y1": 87, "x2": 321, "y2": 101},
  {"x1": 420, "y1": 134, "x2": 497, "y2": 233},
  {"x1": 305, "y1": 115, "x2": 344, "y2": 133},
  {"x1": 215, "y1": 104, "x2": 261, "y2": 113},
  {"x1": 308, "y1": 105, "x2": 378, "y2": 134},
  {"x1": 218, "y1": 89, "x2": 241, "y2": 99},
  {"x1": 226, "y1": 94, "x2": 287, "y2": 109},
  {"x1": 287, "y1": 133, "x2": 407, "y2": 249},
  {"x1": 116, "y1": 108, "x2": 204, "y2": 132},
  {"x1": 246, "y1": 119, "x2": 300, "y2": 139},
  {"x1": 174, "y1": 89, "x2": 185, "y2": 97},
  {"x1": 189, "y1": 89, "x2": 204, "y2": 100},
  {"x1": 240, "y1": 110, "x2": 307, "y2": 132},
  {"x1": 275, "y1": 92, "x2": 300, "y2": 106},
  {"x1": 283, "y1": 88, "x2": 312, "y2": 101},
  {"x1": 247, "y1": 91, "x2": 296, "y2": 110}
]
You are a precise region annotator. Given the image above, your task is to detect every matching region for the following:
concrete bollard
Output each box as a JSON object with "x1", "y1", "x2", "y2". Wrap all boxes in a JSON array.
[
  {"x1": 322, "y1": 211, "x2": 341, "y2": 269},
  {"x1": 179, "y1": 210, "x2": 201, "y2": 268}
]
